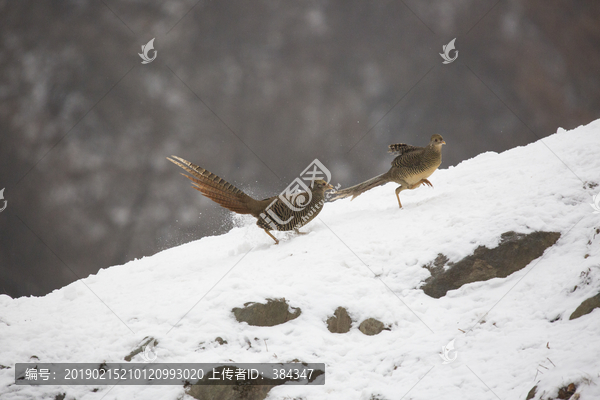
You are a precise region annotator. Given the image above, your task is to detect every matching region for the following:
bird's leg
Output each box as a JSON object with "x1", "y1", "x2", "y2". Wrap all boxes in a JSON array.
[
  {"x1": 394, "y1": 186, "x2": 405, "y2": 208},
  {"x1": 294, "y1": 228, "x2": 308, "y2": 235},
  {"x1": 264, "y1": 229, "x2": 279, "y2": 244}
]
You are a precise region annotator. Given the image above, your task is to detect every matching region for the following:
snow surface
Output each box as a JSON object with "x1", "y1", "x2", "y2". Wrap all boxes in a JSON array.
[{"x1": 1, "y1": 120, "x2": 600, "y2": 400}]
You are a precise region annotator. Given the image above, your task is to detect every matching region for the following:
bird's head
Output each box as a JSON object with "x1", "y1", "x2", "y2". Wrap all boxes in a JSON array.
[
  {"x1": 430, "y1": 134, "x2": 446, "y2": 147},
  {"x1": 312, "y1": 179, "x2": 335, "y2": 192}
]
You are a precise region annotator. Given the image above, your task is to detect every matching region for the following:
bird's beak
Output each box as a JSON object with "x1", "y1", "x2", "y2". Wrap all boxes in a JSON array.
[
  {"x1": 442, "y1": 140, "x2": 446, "y2": 145},
  {"x1": 326, "y1": 183, "x2": 335, "y2": 190}
]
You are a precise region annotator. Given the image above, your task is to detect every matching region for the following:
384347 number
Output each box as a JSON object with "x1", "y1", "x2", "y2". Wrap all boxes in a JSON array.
[{"x1": 272, "y1": 368, "x2": 313, "y2": 380}]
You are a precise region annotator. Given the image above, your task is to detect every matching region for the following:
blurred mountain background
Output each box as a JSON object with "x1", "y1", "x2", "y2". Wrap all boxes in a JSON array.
[{"x1": 1, "y1": 0, "x2": 599, "y2": 298}]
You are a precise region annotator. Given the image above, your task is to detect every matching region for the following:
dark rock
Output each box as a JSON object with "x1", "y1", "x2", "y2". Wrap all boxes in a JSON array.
[
  {"x1": 526, "y1": 382, "x2": 576, "y2": 400},
  {"x1": 359, "y1": 318, "x2": 388, "y2": 336},
  {"x1": 585, "y1": 181, "x2": 599, "y2": 189},
  {"x1": 186, "y1": 380, "x2": 274, "y2": 400},
  {"x1": 430, "y1": 254, "x2": 449, "y2": 269},
  {"x1": 570, "y1": 292, "x2": 600, "y2": 320},
  {"x1": 215, "y1": 337, "x2": 228, "y2": 345},
  {"x1": 232, "y1": 298, "x2": 301, "y2": 327},
  {"x1": 185, "y1": 364, "x2": 324, "y2": 400},
  {"x1": 422, "y1": 231, "x2": 561, "y2": 298},
  {"x1": 557, "y1": 383, "x2": 576, "y2": 399},
  {"x1": 327, "y1": 307, "x2": 352, "y2": 333},
  {"x1": 525, "y1": 385, "x2": 537, "y2": 400},
  {"x1": 54, "y1": 394, "x2": 66, "y2": 400},
  {"x1": 124, "y1": 336, "x2": 158, "y2": 362}
]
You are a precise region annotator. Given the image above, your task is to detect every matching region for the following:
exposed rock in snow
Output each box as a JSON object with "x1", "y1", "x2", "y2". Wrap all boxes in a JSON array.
[
  {"x1": 232, "y1": 298, "x2": 301, "y2": 327},
  {"x1": 327, "y1": 307, "x2": 353, "y2": 333},
  {"x1": 422, "y1": 231, "x2": 561, "y2": 298}
]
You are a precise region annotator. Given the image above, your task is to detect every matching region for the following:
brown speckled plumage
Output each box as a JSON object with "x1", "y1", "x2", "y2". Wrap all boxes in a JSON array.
[{"x1": 167, "y1": 156, "x2": 333, "y2": 244}]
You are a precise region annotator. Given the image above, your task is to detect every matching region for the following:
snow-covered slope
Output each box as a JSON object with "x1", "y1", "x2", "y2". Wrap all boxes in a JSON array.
[{"x1": 2, "y1": 120, "x2": 600, "y2": 400}]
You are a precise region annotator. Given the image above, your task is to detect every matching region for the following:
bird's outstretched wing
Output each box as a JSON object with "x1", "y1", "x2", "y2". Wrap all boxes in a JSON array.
[
  {"x1": 388, "y1": 144, "x2": 425, "y2": 168},
  {"x1": 388, "y1": 143, "x2": 422, "y2": 156}
]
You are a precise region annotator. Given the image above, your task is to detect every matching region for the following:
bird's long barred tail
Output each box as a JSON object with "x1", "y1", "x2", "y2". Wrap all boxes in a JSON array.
[
  {"x1": 167, "y1": 156, "x2": 254, "y2": 214},
  {"x1": 329, "y1": 173, "x2": 389, "y2": 201}
]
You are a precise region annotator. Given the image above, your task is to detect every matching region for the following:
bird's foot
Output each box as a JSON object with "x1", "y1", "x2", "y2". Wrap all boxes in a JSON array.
[
  {"x1": 396, "y1": 197, "x2": 403, "y2": 209},
  {"x1": 420, "y1": 179, "x2": 433, "y2": 188},
  {"x1": 264, "y1": 229, "x2": 279, "y2": 244}
]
